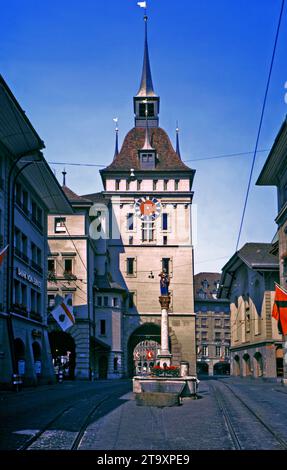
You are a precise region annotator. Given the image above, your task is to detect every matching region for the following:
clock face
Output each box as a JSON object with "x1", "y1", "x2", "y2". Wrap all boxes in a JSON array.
[{"x1": 135, "y1": 196, "x2": 161, "y2": 221}]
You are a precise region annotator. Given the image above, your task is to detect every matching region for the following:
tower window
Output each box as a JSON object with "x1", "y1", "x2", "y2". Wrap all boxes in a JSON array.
[
  {"x1": 140, "y1": 153, "x2": 155, "y2": 170},
  {"x1": 162, "y1": 213, "x2": 168, "y2": 231},
  {"x1": 127, "y1": 258, "x2": 135, "y2": 275},
  {"x1": 128, "y1": 292, "x2": 135, "y2": 309},
  {"x1": 163, "y1": 236, "x2": 168, "y2": 245},
  {"x1": 127, "y1": 213, "x2": 134, "y2": 231},
  {"x1": 175, "y1": 180, "x2": 179, "y2": 190},
  {"x1": 129, "y1": 236, "x2": 133, "y2": 245},
  {"x1": 116, "y1": 180, "x2": 120, "y2": 190},
  {"x1": 139, "y1": 102, "x2": 154, "y2": 117},
  {"x1": 126, "y1": 180, "x2": 130, "y2": 190},
  {"x1": 137, "y1": 180, "x2": 142, "y2": 190},
  {"x1": 55, "y1": 217, "x2": 66, "y2": 233},
  {"x1": 100, "y1": 320, "x2": 106, "y2": 335},
  {"x1": 153, "y1": 180, "x2": 158, "y2": 191},
  {"x1": 162, "y1": 258, "x2": 170, "y2": 274},
  {"x1": 164, "y1": 180, "x2": 169, "y2": 191},
  {"x1": 142, "y1": 222, "x2": 154, "y2": 242}
]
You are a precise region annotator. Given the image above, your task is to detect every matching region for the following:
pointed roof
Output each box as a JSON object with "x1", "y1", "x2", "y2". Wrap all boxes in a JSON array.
[
  {"x1": 101, "y1": 127, "x2": 193, "y2": 172},
  {"x1": 61, "y1": 185, "x2": 92, "y2": 204},
  {"x1": 136, "y1": 16, "x2": 157, "y2": 98}
]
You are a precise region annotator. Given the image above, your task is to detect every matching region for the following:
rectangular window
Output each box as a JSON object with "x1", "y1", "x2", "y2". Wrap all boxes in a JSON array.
[
  {"x1": 97, "y1": 296, "x2": 102, "y2": 307},
  {"x1": 21, "y1": 234, "x2": 28, "y2": 259},
  {"x1": 14, "y1": 280, "x2": 21, "y2": 304},
  {"x1": 37, "y1": 292, "x2": 41, "y2": 314},
  {"x1": 127, "y1": 213, "x2": 134, "y2": 231},
  {"x1": 126, "y1": 180, "x2": 130, "y2": 190},
  {"x1": 147, "y1": 103, "x2": 154, "y2": 117},
  {"x1": 31, "y1": 289, "x2": 36, "y2": 312},
  {"x1": 215, "y1": 332, "x2": 222, "y2": 340},
  {"x1": 21, "y1": 284, "x2": 27, "y2": 308},
  {"x1": 22, "y1": 190, "x2": 28, "y2": 214},
  {"x1": 37, "y1": 247, "x2": 41, "y2": 266},
  {"x1": 31, "y1": 242, "x2": 36, "y2": 262},
  {"x1": 137, "y1": 180, "x2": 142, "y2": 191},
  {"x1": 48, "y1": 259, "x2": 55, "y2": 273},
  {"x1": 215, "y1": 319, "x2": 221, "y2": 328},
  {"x1": 139, "y1": 103, "x2": 146, "y2": 117},
  {"x1": 164, "y1": 179, "x2": 169, "y2": 191},
  {"x1": 201, "y1": 318, "x2": 207, "y2": 327},
  {"x1": 100, "y1": 320, "x2": 106, "y2": 335},
  {"x1": 202, "y1": 345, "x2": 208, "y2": 356},
  {"x1": 162, "y1": 258, "x2": 170, "y2": 275},
  {"x1": 225, "y1": 347, "x2": 230, "y2": 356},
  {"x1": 142, "y1": 222, "x2": 154, "y2": 242},
  {"x1": 127, "y1": 258, "x2": 135, "y2": 275},
  {"x1": 162, "y1": 213, "x2": 168, "y2": 231},
  {"x1": 153, "y1": 180, "x2": 158, "y2": 191},
  {"x1": 216, "y1": 346, "x2": 221, "y2": 357},
  {"x1": 104, "y1": 296, "x2": 109, "y2": 307},
  {"x1": 175, "y1": 179, "x2": 179, "y2": 191},
  {"x1": 115, "y1": 180, "x2": 120, "y2": 190},
  {"x1": 55, "y1": 217, "x2": 66, "y2": 233},
  {"x1": 113, "y1": 297, "x2": 119, "y2": 308},
  {"x1": 129, "y1": 236, "x2": 133, "y2": 245},
  {"x1": 163, "y1": 236, "x2": 168, "y2": 246},
  {"x1": 128, "y1": 292, "x2": 135, "y2": 309},
  {"x1": 64, "y1": 259, "x2": 73, "y2": 275},
  {"x1": 201, "y1": 332, "x2": 207, "y2": 341},
  {"x1": 48, "y1": 294, "x2": 55, "y2": 310}
]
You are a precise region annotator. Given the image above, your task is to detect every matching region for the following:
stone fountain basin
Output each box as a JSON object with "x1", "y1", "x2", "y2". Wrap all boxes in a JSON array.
[{"x1": 133, "y1": 376, "x2": 199, "y2": 398}]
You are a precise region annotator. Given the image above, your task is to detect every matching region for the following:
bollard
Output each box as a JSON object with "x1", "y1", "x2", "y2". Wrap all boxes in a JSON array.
[{"x1": 180, "y1": 361, "x2": 189, "y2": 377}]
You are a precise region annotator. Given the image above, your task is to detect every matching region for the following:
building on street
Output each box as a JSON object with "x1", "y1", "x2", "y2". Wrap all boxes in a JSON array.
[
  {"x1": 81, "y1": 15, "x2": 197, "y2": 378},
  {"x1": 47, "y1": 174, "x2": 97, "y2": 380},
  {"x1": 194, "y1": 272, "x2": 230, "y2": 376},
  {"x1": 0, "y1": 75, "x2": 72, "y2": 389},
  {"x1": 218, "y1": 243, "x2": 282, "y2": 379},
  {"x1": 256, "y1": 117, "x2": 287, "y2": 382}
]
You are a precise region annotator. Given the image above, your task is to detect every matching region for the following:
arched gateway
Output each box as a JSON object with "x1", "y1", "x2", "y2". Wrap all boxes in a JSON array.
[{"x1": 128, "y1": 323, "x2": 161, "y2": 377}]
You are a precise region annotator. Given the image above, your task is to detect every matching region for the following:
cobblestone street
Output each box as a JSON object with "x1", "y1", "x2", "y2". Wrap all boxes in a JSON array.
[{"x1": 1, "y1": 377, "x2": 287, "y2": 450}]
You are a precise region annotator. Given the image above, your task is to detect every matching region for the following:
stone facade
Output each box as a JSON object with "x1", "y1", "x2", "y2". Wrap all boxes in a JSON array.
[
  {"x1": 219, "y1": 243, "x2": 282, "y2": 379},
  {"x1": 256, "y1": 118, "x2": 287, "y2": 382},
  {"x1": 194, "y1": 273, "x2": 231, "y2": 376},
  {"x1": 47, "y1": 186, "x2": 96, "y2": 380}
]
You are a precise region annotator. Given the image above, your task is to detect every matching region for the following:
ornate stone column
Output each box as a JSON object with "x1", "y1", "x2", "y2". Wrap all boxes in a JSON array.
[{"x1": 157, "y1": 295, "x2": 172, "y2": 367}]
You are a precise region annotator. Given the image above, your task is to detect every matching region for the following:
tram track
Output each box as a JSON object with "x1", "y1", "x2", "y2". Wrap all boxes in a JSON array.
[
  {"x1": 210, "y1": 380, "x2": 287, "y2": 450},
  {"x1": 18, "y1": 384, "x2": 129, "y2": 451}
]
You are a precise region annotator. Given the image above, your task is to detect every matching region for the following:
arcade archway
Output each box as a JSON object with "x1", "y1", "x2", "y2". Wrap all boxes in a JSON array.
[
  {"x1": 128, "y1": 323, "x2": 161, "y2": 377},
  {"x1": 48, "y1": 331, "x2": 75, "y2": 379},
  {"x1": 213, "y1": 362, "x2": 230, "y2": 375}
]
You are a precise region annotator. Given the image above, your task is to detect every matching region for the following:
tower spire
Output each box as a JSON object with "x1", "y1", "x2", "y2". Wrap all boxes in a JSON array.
[
  {"x1": 141, "y1": 101, "x2": 153, "y2": 150},
  {"x1": 176, "y1": 122, "x2": 181, "y2": 159},
  {"x1": 136, "y1": 13, "x2": 156, "y2": 97},
  {"x1": 113, "y1": 118, "x2": 119, "y2": 160},
  {"x1": 62, "y1": 168, "x2": 67, "y2": 186}
]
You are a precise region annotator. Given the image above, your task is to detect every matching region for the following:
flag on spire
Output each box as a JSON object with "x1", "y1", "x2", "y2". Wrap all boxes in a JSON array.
[
  {"x1": 272, "y1": 283, "x2": 287, "y2": 335},
  {"x1": 0, "y1": 245, "x2": 8, "y2": 268},
  {"x1": 137, "y1": 1, "x2": 147, "y2": 8}
]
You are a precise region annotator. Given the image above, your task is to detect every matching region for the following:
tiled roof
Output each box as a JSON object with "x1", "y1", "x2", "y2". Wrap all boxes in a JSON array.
[
  {"x1": 62, "y1": 185, "x2": 92, "y2": 204},
  {"x1": 237, "y1": 242, "x2": 278, "y2": 269},
  {"x1": 81, "y1": 192, "x2": 110, "y2": 204},
  {"x1": 102, "y1": 127, "x2": 193, "y2": 172},
  {"x1": 194, "y1": 272, "x2": 221, "y2": 301}
]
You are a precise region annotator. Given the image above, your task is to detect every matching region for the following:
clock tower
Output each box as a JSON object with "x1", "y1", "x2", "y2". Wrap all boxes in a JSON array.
[{"x1": 87, "y1": 14, "x2": 196, "y2": 379}]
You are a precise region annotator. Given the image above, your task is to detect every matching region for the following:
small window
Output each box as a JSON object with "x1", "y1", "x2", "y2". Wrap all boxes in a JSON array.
[
  {"x1": 55, "y1": 217, "x2": 66, "y2": 233},
  {"x1": 97, "y1": 297, "x2": 102, "y2": 307},
  {"x1": 116, "y1": 180, "x2": 120, "y2": 190},
  {"x1": 100, "y1": 320, "x2": 106, "y2": 335},
  {"x1": 202, "y1": 345, "x2": 208, "y2": 356},
  {"x1": 147, "y1": 103, "x2": 154, "y2": 117},
  {"x1": 215, "y1": 332, "x2": 221, "y2": 341},
  {"x1": 127, "y1": 213, "x2": 134, "y2": 231},
  {"x1": 216, "y1": 346, "x2": 221, "y2": 357},
  {"x1": 113, "y1": 297, "x2": 119, "y2": 308},
  {"x1": 164, "y1": 180, "x2": 169, "y2": 191},
  {"x1": 142, "y1": 222, "x2": 154, "y2": 242},
  {"x1": 48, "y1": 259, "x2": 55, "y2": 273},
  {"x1": 137, "y1": 180, "x2": 142, "y2": 191},
  {"x1": 129, "y1": 236, "x2": 133, "y2": 245},
  {"x1": 128, "y1": 292, "x2": 135, "y2": 309},
  {"x1": 225, "y1": 347, "x2": 230, "y2": 356},
  {"x1": 104, "y1": 296, "x2": 109, "y2": 307},
  {"x1": 162, "y1": 213, "x2": 168, "y2": 231},
  {"x1": 64, "y1": 259, "x2": 73, "y2": 275},
  {"x1": 163, "y1": 236, "x2": 168, "y2": 246},
  {"x1": 139, "y1": 103, "x2": 146, "y2": 117},
  {"x1": 127, "y1": 258, "x2": 135, "y2": 275},
  {"x1": 126, "y1": 180, "x2": 130, "y2": 190},
  {"x1": 114, "y1": 357, "x2": 118, "y2": 371},
  {"x1": 153, "y1": 180, "x2": 158, "y2": 191},
  {"x1": 48, "y1": 294, "x2": 55, "y2": 310},
  {"x1": 162, "y1": 258, "x2": 170, "y2": 274},
  {"x1": 175, "y1": 180, "x2": 179, "y2": 191}
]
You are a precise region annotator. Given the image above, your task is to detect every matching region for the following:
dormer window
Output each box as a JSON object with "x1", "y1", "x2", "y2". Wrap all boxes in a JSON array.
[{"x1": 140, "y1": 152, "x2": 155, "y2": 170}]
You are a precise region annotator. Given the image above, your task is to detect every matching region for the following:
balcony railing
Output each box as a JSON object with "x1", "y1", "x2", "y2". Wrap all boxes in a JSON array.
[
  {"x1": 15, "y1": 247, "x2": 29, "y2": 264},
  {"x1": 48, "y1": 271, "x2": 57, "y2": 282},
  {"x1": 30, "y1": 260, "x2": 43, "y2": 275},
  {"x1": 63, "y1": 271, "x2": 77, "y2": 280}
]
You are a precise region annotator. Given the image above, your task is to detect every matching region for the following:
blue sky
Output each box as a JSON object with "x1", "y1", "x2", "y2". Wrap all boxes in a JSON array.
[{"x1": 1, "y1": 0, "x2": 287, "y2": 273}]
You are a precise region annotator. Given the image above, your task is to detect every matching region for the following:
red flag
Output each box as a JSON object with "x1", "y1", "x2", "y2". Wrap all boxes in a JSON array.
[
  {"x1": 0, "y1": 245, "x2": 8, "y2": 268},
  {"x1": 272, "y1": 283, "x2": 287, "y2": 336}
]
